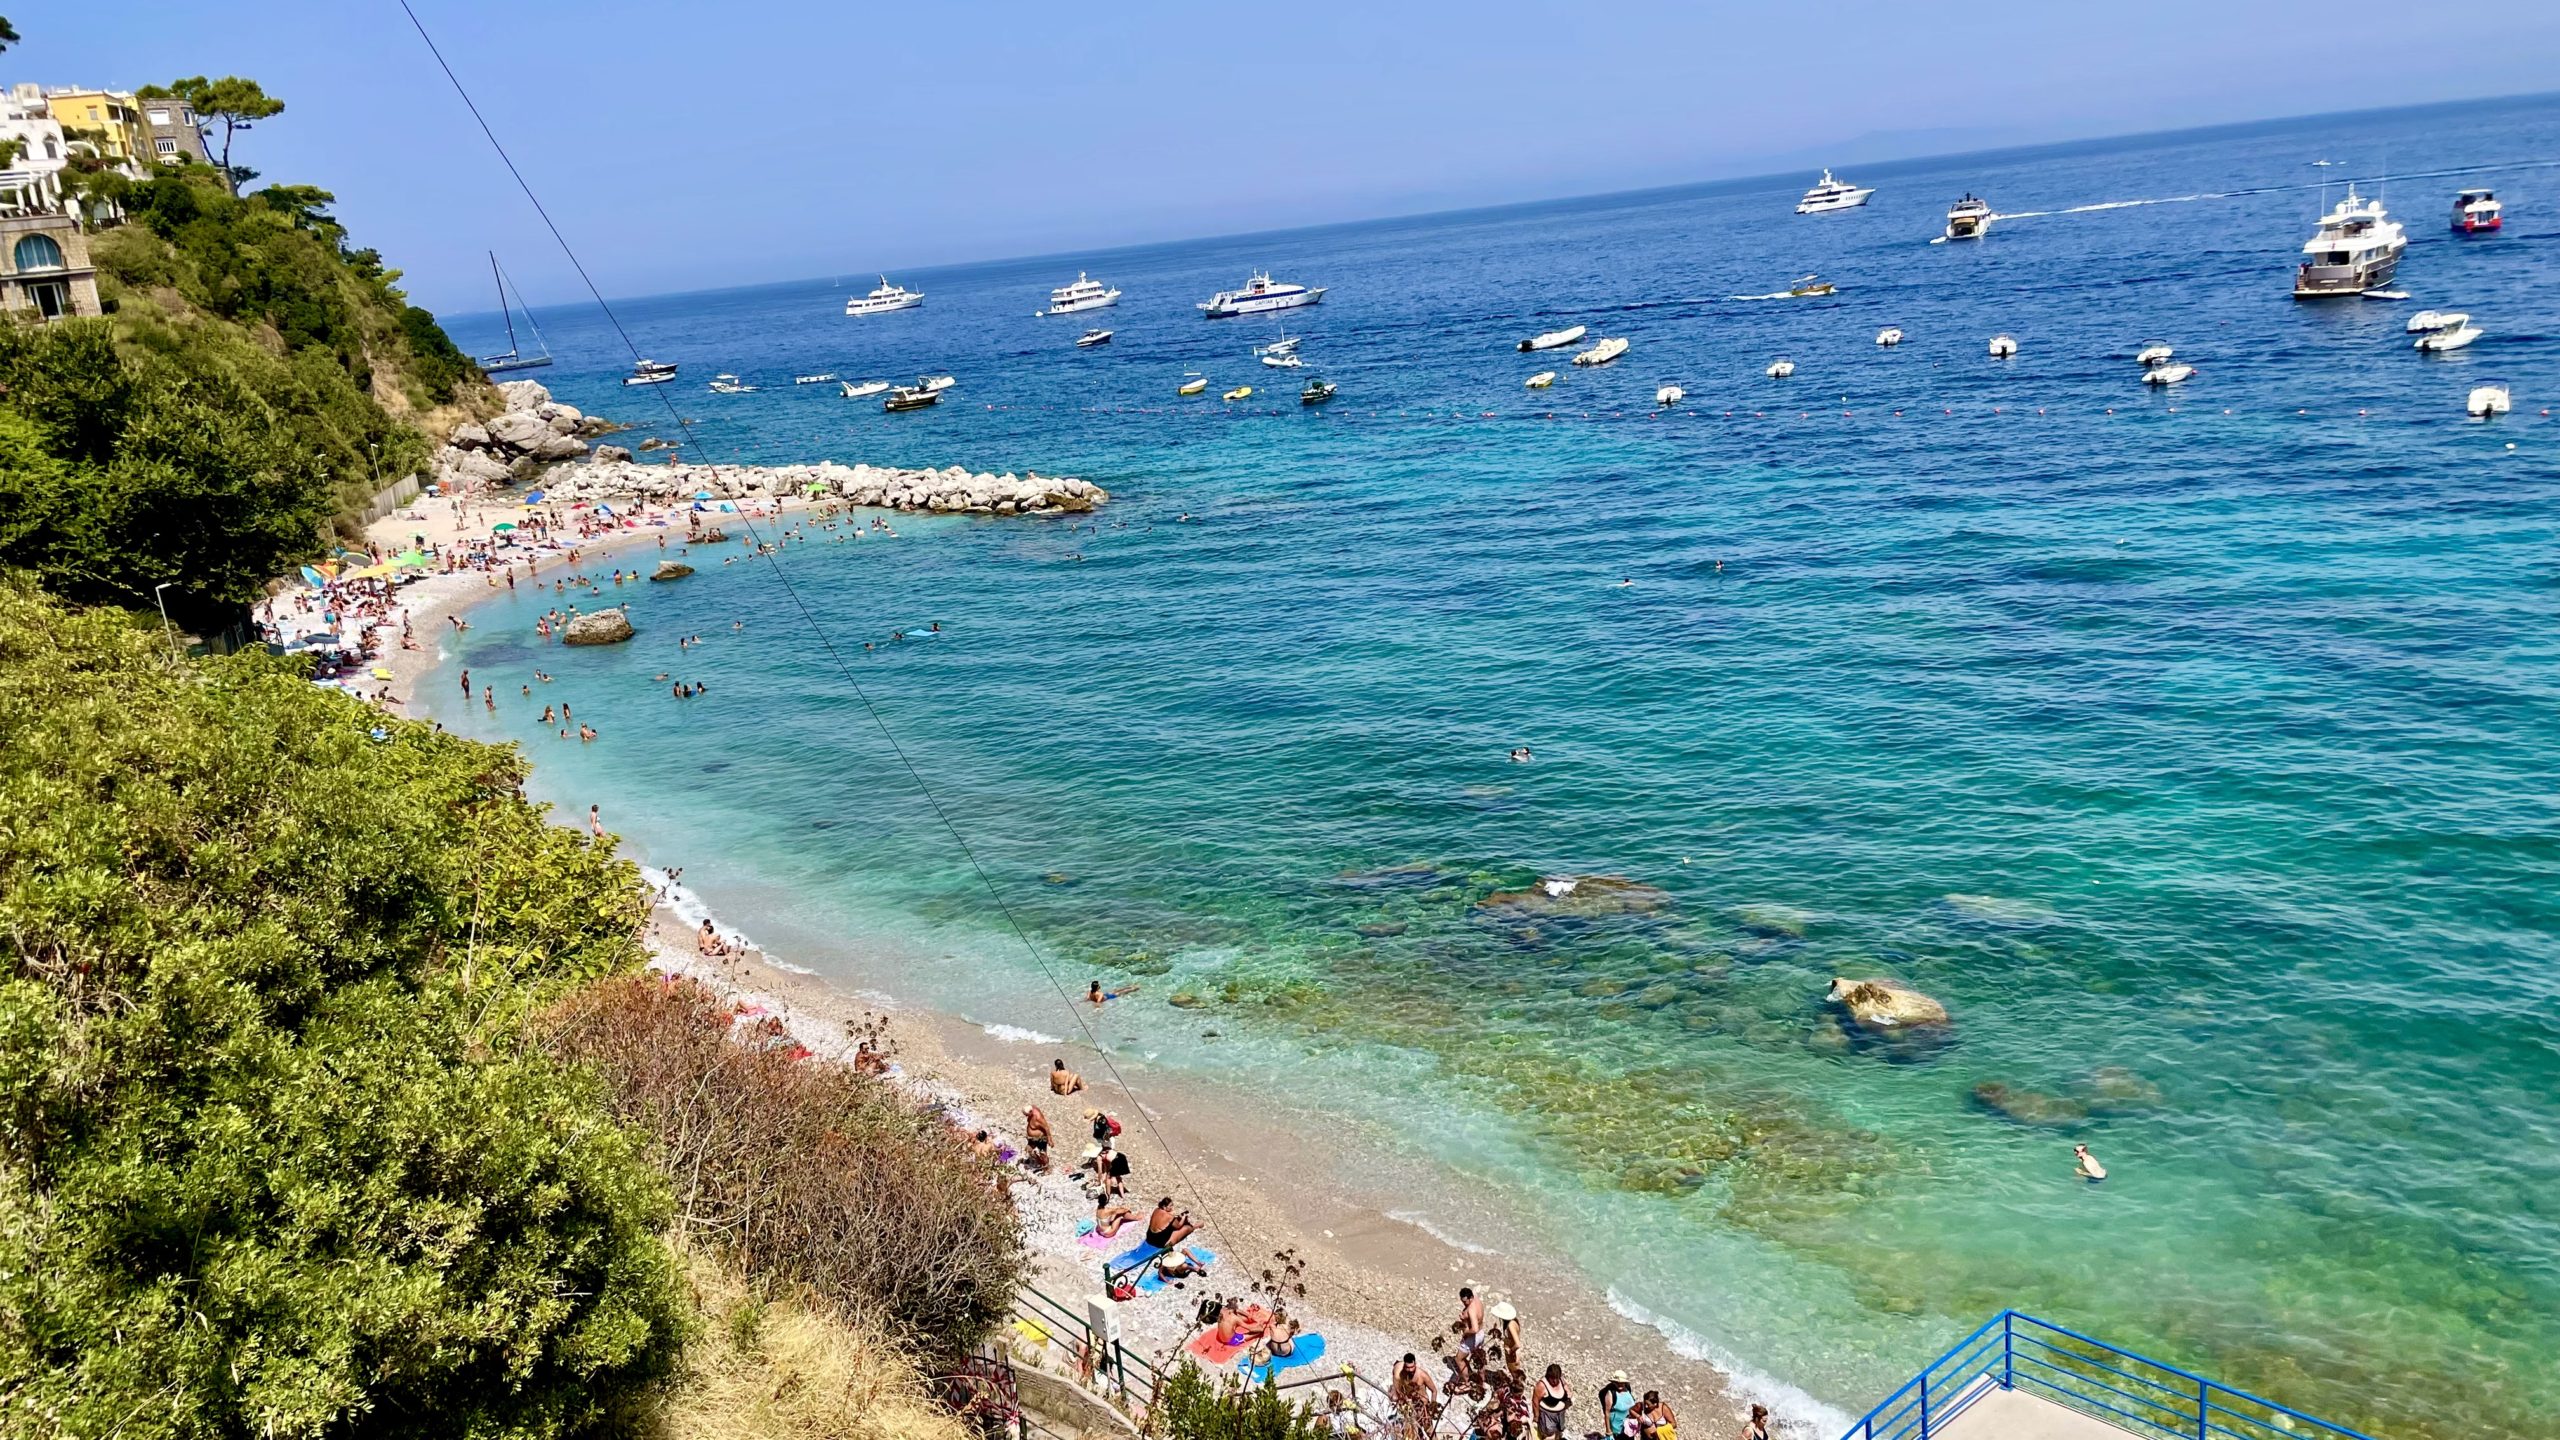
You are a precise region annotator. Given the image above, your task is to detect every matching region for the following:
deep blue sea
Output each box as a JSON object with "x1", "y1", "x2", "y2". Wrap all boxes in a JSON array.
[{"x1": 434, "y1": 97, "x2": 2560, "y2": 1440}]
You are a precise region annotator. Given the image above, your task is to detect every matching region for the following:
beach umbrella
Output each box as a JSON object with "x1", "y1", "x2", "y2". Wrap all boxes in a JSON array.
[
  {"x1": 346, "y1": 562, "x2": 396, "y2": 581},
  {"x1": 595, "y1": 502, "x2": 617, "y2": 517},
  {"x1": 393, "y1": 549, "x2": 429, "y2": 568},
  {"x1": 694, "y1": 490, "x2": 713, "y2": 501},
  {"x1": 492, "y1": 521, "x2": 518, "y2": 532},
  {"x1": 299, "y1": 565, "x2": 329, "y2": 589},
  {"x1": 524, "y1": 489, "x2": 546, "y2": 502}
]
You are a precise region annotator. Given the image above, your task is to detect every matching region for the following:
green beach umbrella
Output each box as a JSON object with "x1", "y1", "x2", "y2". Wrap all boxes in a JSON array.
[{"x1": 492, "y1": 521, "x2": 518, "y2": 532}]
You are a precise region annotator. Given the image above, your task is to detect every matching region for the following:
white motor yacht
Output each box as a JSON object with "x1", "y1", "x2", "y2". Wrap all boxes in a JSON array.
[
  {"x1": 1519, "y1": 324, "x2": 1588, "y2": 353},
  {"x1": 1044, "y1": 272, "x2": 1122, "y2": 315},
  {"x1": 1876, "y1": 327, "x2": 1905, "y2": 347},
  {"x1": 840, "y1": 380, "x2": 891, "y2": 399},
  {"x1": 1945, "y1": 194, "x2": 1994, "y2": 241},
  {"x1": 844, "y1": 276, "x2": 924, "y2": 316},
  {"x1": 2467, "y1": 383, "x2": 2511, "y2": 416},
  {"x1": 2294, "y1": 187, "x2": 2405, "y2": 298},
  {"x1": 2415, "y1": 323, "x2": 2482, "y2": 352},
  {"x1": 1796, "y1": 169, "x2": 1874, "y2": 214},
  {"x1": 1199, "y1": 271, "x2": 1325, "y2": 318},
  {"x1": 2451, "y1": 188, "x2": 2502, "y2": 234}
]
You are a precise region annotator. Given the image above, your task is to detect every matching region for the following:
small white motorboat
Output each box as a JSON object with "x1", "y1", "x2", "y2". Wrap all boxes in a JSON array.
[
  {"x1": 2141, "y1": 363, "x2": 2196, "y2": 385},
  {"x1": 1076, "y1": 328, "x2": 1113, "y2": 347},
  {"x1": 2364, "y1": 290, "x2": 2410, "y2": 300},
  {"x1": 841, "y1": 379, "x2": 891, "y2": 398},
  {"x1": 623, "y1": 358, "x2": 679, "y2": 386},
  {"x1": 1988, "y1": 334, "x2": 2019, "y2": 357},
  {"x1": 1519, "y1": 324, "x2": 1588, "y2": 353},
  {"x1": 707, "y1": 373, "x2": 758, "y2": 394},
  {"x1": 2134, "y1": 344, "x2": 2174, "y2": 367},
  {"x1": 1222, "y1": 385, "x2": 1253, "y2": 401},
  {"x1": 1525, "y1": 371, "x2": 1557, "y2": 389},
  {"x1": 1572, "y1": 337, "x2": 1629, "y2": 366},
  {"x1": 920, "y1": 374, "x2": 958, "y2": 393},
  {"x1": 1179, "y1": 373, "x2": 1209, "y2": 396},
  {"x1": 1876, "y1": 327, "x2": 1905, "y2": 347},
  {"x1": 2406, "y1": 310, "x2": 2462, "y2": 333},
  {"x1": 1260, "y1": 352, "x2": 1305, "y2": 368},
  {"x1": 2467, "y1": 383, "x2": 2511, "y2": 416},
  {"x1": 2415, "y1": 324, "x2": 2482, "y2": 352},
  {"x1": 793, "y1": 373, "x2": 837, "y2": 384},
  {"x1": 1257, "y1": 335, "x2": 1302, "y2": 358},
  {"x1": 1766, "y1": 358, "x2": 1795, "y2": 378},
  {"x1": 1656, "y1": 385, "x2": 1685, "y2": 406}
]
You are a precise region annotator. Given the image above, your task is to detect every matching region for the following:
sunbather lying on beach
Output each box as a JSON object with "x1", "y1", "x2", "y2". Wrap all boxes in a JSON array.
[{"x1": 1155, "y1": 1246, "x2": 1207, "y2": 1280}]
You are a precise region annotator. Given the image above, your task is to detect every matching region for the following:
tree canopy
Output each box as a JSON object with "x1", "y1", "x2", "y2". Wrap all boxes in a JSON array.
[
  {"x1": 0, "y1": 582, "x2": 689, "y2": 1438},
  {"x1": 139, "y1": 75, "x2": 282, "y2": 191}
]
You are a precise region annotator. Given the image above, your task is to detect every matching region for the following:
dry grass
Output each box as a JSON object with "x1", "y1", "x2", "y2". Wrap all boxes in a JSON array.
[{"x1": 650, "y1": 1244, "x2": 969, "y2": 1440}]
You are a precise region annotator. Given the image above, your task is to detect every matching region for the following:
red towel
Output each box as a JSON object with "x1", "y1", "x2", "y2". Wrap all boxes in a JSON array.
[{"x1": 1184, "y1": 1305, "x2": 1271, "y2": 1365}]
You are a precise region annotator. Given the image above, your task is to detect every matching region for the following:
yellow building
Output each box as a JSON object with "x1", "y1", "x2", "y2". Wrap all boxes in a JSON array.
[{"x1": 42, "y1": 89, "x2": 150, "y2": 170}]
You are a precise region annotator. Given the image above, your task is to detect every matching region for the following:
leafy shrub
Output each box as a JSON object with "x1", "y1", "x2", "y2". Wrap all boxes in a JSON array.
[
  {"x1": 0, "y1": 582, "x2": 688, "y2": 1438},
  {"x1": 1155, "y1": 1364, "x2": 1333, "y2": 1440},
  {"x1": 546, "y1": 976, "x2": 1028, "y2": 1358}
]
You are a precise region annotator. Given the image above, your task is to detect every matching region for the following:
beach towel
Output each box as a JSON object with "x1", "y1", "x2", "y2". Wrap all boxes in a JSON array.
[
  {"x1": 1242, "y1": 1333, "x2": 1327, "y2": 1384},
  {"x1": 1140, "y1": 1246, "x2": 1214, "y2": 1294},
  {"x1": 1075, "y1": 1221, "x2": 1132, "y2": 1252},
  {"x1": 1182, "y1": 1304, "x2": 1271, "y2": 1365},
  {"x1": 1105, "y1": 1241, "x2": 1216, "y2": 1294}
]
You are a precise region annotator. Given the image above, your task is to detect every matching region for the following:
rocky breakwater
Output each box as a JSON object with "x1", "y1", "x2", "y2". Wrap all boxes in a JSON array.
[
  {"x1": 531, "y1": 458, "x2": 1109, "y2": 517},
  {"x1": 431, "y1": 380, "x2": 618, "y2": 491}
]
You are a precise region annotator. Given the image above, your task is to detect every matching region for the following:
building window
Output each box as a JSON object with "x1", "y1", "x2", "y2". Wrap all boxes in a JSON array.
[
  {"x1": 42, "y1": 136, "x2": 57, "y2": 159},
  {"x1": 155, "y1": 138, "x2": 176, "y2": 155},
  {"x1": 26, "y1": 280, "x2": 68, "y2": 319},
  {"x1": 147, "y1": 108, "x2": 171, "y2": 125},
  {"x1": 12, "y1": 234, "x2": 65, "y2": 272}
]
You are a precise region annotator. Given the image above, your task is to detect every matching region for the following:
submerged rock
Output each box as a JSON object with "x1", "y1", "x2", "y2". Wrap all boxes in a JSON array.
[
  {"x1": 1735, "y1": 904, "x2": 1813, "y2": 939},
  {"x1": 1477, "y1": 874, "x2": 1672, "y2": 917},
  {"x1": 1969, "y1": 1081, "x2": 2088, "y2": 1127},
  {"x1": 1354, "y1": 921, "x2": 1409, "y2": 938},
  {"x1": 561, "y1": 609, "x2": 635, "y2": 645},
  {"x1": 1826, "y1": 976, "x2": 1950, "y2": 1032},
  {"x1": 2088, "y1": 1066, "x2": 2164, "y2": 1114}
]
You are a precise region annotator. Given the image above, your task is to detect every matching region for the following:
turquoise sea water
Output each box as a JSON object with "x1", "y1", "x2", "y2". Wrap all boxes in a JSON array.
[{"x1": 435, "y1": 100, "x2": 2560, "y2": 1439}]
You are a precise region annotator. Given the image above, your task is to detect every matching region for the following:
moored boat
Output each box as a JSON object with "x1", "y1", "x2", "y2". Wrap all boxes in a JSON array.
[
  {"x1": 2407, "y1": 310, "x2": 2466, "y2": 334},
  {"x1": 793, "y1": 373, "x2": 836, "y2": 384},
  {"x1": 1518, "y1": 324, "x2": 1588, "y2": 352},
  {"x1": 1988, "y1": 333, "x2": 2019, "y2": 357},
  {"x1": 1044, "y1": 272, "x2": 1122, "y2": 314},
  {"x1": 1525, "y1": 370, "x2": 1557, "y2": 389},
  {"x1": 2467, "y1": 382, "x2": 2511, "y2": 416},
  {"x1": 475, "y1": 252, "x2": 554, "y2": 373},
  {"x1": 1765, "y1": 358, "x2": 1795, "y2": 378},
  {"x1": 1571, "y1": 336, "x2": 1628, "y2": 366},
  {"x1": 2415, "y1": 323, "x2": 2482, "y2": 352},
  {"x1": 2451, "y1": 188, "x2": 2502, "y2": 234},
  {"x1": 2294, "y1": 186, "x2": 2405, "y2": 298},
  {"x1": 1656, "y1": 384, "x2": 1685, "y2": 406},
  {"x1": 707, "y1": 373, "x2": 757, "y2": 394},
  {"x1": 1179, "y1": 373, "x2": 1208, "y2": 396},
  {"x1": 883, "y1": 384, "x2": 940, "y2": 411},
  {"x1": 1301, "y1": 378, "x2": 1336, "y2": 405},
  {"x1": 1876, "y1": 327, "x2": 1904, "y2": 347},
  {"x1": 840, "y1": 380, "x2": 890, "y2": 399},
  {"x1": 920, "y1": 374, "x2": 957, "y2": 393},
  {"x1": 845, "y1": 276, "x2": 924, "y2": 316},
  {"x1": 1222, "y1": 385, "x2": 1253, "y2": 401},
  {"x1": 1199, "y1": 271, "x2": 1325, "y2": 318},
  {"x1": 2135, "y1": 344, "x2": 2175, "y2": 367},
  {"x1": 623, "y1": 358, "x2": 679, "y2": 386},
  {"x1": 2141, "y1": 363, "x2": 2195, "y2": 385}
]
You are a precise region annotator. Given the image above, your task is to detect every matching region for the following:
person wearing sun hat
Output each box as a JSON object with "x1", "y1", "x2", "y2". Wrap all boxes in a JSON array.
[
  {"x1": 1489, "y1": 1300, "x2": 1523, "y2": 1362},
  {"x1": 1600, "y1": 1371, "x2": 1636, "y2": 1438}
]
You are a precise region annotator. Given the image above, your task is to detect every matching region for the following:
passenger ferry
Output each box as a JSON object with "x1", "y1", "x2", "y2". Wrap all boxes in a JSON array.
[
  {"x1": 1198, "y1": 271, "x2": 1326, "y2": 318},
  {"x1": 1796, "y1": 169, "x2": 1874, "y2": 213},
  {"x1": 844, "y1": 276, "x2": 924, "y2": 316},
  {"x1": 2451, "y1": 187, "x2": 2502, "y2": 233},
  {"x1": 2294, "y1": 186, "x2": 2405, "y2": 297},
  {"x1": 1043, "y1": 272, "x2": 1122, "y2": 314}
]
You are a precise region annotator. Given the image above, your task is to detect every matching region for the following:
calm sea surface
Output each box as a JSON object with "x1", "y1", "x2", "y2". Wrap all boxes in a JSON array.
[{"x1": 434, "y1": 99, "x2": 2560, "y2": 1439}]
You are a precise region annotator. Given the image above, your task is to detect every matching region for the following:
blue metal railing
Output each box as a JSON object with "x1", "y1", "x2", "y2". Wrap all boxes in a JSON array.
[{"x1": 1837, "y1": 1311, "x2": 2380, "y2": 1440}]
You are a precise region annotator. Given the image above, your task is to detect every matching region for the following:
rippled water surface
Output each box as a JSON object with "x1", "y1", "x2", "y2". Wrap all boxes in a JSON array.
[{"x1": 435, "y1": 99, "x2": 2560, "y2": 1439}]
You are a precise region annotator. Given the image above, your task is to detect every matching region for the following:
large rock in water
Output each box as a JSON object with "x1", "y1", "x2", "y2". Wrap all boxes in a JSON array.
[
  {"x1": 526, "y1": 430, "x2": 589, "y2": 461},
  {"x1": 1476, "y1": 874, "x2": 1672, "y2": 917},
  {"x1": 561, "y1": 609, "x2": 635, "y2": 645},
  {"x1": 650, "y1": 560, "x2": 694, "y2": 581},
  {"x1": 1827, "y1": 977, "x2": 1950, "y2": 1032}
]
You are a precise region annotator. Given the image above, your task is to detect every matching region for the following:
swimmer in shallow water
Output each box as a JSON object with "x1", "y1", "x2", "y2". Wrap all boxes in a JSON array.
[
  {"x1": 2074, "y1": 1143, "x2": 2107, "y2": 1182},
  {"x1": 1509, "y1": 747, "x2": 1534, "y2": 763}
]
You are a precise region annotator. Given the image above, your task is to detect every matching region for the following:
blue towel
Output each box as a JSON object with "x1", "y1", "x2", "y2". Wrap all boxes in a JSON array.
[
  {"x1": 1104, "y1": 1242, "x2": 1216, "y2": 1294},
  {"x1": 1242, "y1": 1333, "x2": 1327, "y2": 1383}
]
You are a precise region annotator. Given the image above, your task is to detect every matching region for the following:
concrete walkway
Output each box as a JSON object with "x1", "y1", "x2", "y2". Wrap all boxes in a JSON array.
[{"x1": 1932, "y1": 1387, "x2": 2149, "y2": 1440}]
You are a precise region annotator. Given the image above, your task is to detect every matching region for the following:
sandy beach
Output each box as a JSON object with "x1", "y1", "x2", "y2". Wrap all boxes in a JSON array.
[{"x1": 317, "y1": 474, "x2": 1825, "y2": 1440}]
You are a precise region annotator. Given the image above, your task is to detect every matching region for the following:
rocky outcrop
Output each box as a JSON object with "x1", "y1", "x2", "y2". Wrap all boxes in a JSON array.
[
  {"x1": 1826, "y1": 977, "x2": 1950, "y2": 1032},
  {"x1": 591, "y1": 444, "x2": 635, "y2": 465},
  {"x1": 522, "y1": 459, "x2": 1108, "y2": 517},
  {"x1": 561, "y1": 609, "x2": 635, "y2": 645},
  {"x1": 649, "y1": 560, "x2": 694, "y2": 581},
  {"x1": 434, "y1": 379, "x2": 592, "y2": 490},
  {"x1": 1476, "y1": 874, "x2": 1672, "y2": 918}
]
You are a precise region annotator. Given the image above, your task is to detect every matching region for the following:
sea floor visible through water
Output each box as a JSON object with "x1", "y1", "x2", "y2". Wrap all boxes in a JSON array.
[{"x1": 429, "y1": 97, "x2": 2560, "y2": 1440}]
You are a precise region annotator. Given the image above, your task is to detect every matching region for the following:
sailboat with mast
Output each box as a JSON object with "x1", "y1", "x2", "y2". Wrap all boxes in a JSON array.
[{"x1": 477, "y1": 252, "x2": 554, "y2": 374}]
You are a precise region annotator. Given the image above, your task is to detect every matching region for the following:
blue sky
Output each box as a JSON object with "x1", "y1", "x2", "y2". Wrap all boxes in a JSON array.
[{"x1": 22, "y1": 1, "x2": 2560, "y2": 310}]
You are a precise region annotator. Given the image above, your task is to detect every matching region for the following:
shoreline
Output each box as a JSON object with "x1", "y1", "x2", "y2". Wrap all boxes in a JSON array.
[{"x1": 354, "y1": 485, "x2": 1854, "y2": 1440}]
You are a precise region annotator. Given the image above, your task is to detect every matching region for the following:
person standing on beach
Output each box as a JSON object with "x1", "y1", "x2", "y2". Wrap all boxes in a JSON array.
[
  {"x1": 1023, "y1": 1106, "x2": 1052, "y2": 1170},
  {"x1": 1391, "y1": 1353, "x2": 1440, "y2": 1429},
  {"x1": 1737, "y1": 1404, "x2": 1772, "y2": 1440},
  {"x1": 589, "y1": 805, "x2": 603, "y2": 839},
  {"x1": 1455, "y1": 1286, "x2": 1486, "y2": 1354},
  {"x1": 1598, "y1": 1373, "x2": 1635, "y2": 1439},
  {"x1": 1533, "y1": 1365, "x2": 1572, "y2": 1440},
  {"x1": 1050, "y1": 1059, "x2": 1085, "y2": 1096}
]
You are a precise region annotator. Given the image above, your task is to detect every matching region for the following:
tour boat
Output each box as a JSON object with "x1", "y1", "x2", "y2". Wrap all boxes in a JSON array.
[
  {"x1": 1179, "y1": 373, "x2": 1209, "y2": 396},
  {"x1": 2135, "y1": 344, "x2": 2174, "y2": 367},
  {"x1": 1656, "y1": 384, "x2": 1685, "y2": 406},
  {"x1": 1077, "y1": 328, "x2": 1114, "y2": 347},
  {"x1": 883, "y1": 384, "x2": 941, "y2": 411},
  {"x1": 1571, "y1": 336, "x2": 1628, "y2": 367},
  {"x1": 1945, "y1": 194, "x2": 1994, "y2": 241},
  {"x1": 840, "y1": 380, "x2": 890, "y2": 398},
  {"x1": 2407, "y1": 310, "x2": 2466, "y2": 334},
  {"x1": 1518, "y1": 324, "x2": 1587, "y2": 352},
  {"x1": 2141, "y1": 363, "x2": 2195, "y2": 385},
  {"x1": 1765, "y1": 358, "x2": 1795, "y2": 378},
  {"x1": 1301, "y1": 379, "x2": 1336, "y2": 405},
  {"x1": 2467, "y1": 382, "x2": 2511, "y2": 416},
  {"x1": 2294, "y1": 187, "x2": 2405, "y2": 298},
  {"x1": 793, "y1": 373, "x2": 836, "y2": 385},
  {"x1": 2415, "y1": 323, "x2": 2482, "y2": 352},
  {"x1": 919, "y1": 375, "x2": 957, "y2": 393},
  {"x1": 2451, "y1": 188, "x2": 2502, "y2": 234},
  {"x1": 1044, "y1": 272, "x2": 1122, "y2": 315},
  {"x1": 1796, "y1": 169, "x2": 1874, "y2": 214},
  {"x1": 1222, "y1": 385, "x2": 1253, "y2": 401},
  {"x1": 1199, "y1": 271, "x2": 1325, "y2": 318},
  {"x1": 1876, "y1": 327, "x2": 1904, "y2": 347},
  {"x1": 844, "y1": 276, "x2": 924, "y2": 316},
  {"x1": 707, "y1": 373, "x2": 757, "y2": 394},
  {"x1": 476, "y1": 252, "x2": 554, "y2": 373},
  {"x1": 623, "y1": 358, "x2": 679, "y2": 386},
  {"x1": 1525, "y1": 371, "x2": 1557, "y2": 389}
]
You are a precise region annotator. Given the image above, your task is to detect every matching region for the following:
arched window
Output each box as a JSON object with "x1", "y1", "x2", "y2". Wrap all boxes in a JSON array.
[
  {"x1": 13, "y1": 234, "x2": 65, "y2": 272},
  {"x1": 43, "y1": 136, "x2": 58, "y2": 159}
]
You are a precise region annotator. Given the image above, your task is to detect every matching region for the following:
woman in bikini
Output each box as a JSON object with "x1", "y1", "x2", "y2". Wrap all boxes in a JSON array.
[{"x1": 1092, "y1": 1198, "x2": 1137, "y2": 1239}]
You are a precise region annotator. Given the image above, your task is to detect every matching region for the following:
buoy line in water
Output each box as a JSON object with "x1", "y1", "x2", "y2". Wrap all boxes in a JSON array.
[{"x1": 398, "y1": 0, "x2": 1273, "y2": 1283}]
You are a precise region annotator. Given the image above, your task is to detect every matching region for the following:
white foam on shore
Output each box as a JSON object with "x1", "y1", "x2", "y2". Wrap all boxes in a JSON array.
[
  {"x1": 1606, "y1": 1289, "x2": 1856, "y2": 1440},
  {"x1": 1387, "y1": 1208, "x2": 1501, "y2": 1256},
  {"x1": 981, "y1": 1022, "x2": 1064, "y2": 1045},
  {"x1": 639, "y1": 865, "x2": 814, "y2": 974}
]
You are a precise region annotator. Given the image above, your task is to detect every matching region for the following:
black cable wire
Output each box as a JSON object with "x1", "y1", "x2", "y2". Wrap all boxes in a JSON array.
[{"x1": 396, "y1": 0, "x2": 1259, "y2": 1276}]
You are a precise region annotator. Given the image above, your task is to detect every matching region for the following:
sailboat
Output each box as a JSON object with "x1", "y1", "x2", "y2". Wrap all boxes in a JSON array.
[{"x1": 476, "y1": 252, "x2": 553, "y2": 374}]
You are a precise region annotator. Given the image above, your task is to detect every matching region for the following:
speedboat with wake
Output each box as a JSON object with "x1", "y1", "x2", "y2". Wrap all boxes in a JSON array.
[
  {"x1": 1785, "y1": 274, "x2": 1835, "y2": 297},
  {"x1": 1518, "y1": 324, "x2": 1587, "y2": 352},
  {"x1": 1944, "y1": 194, "x2": 1993, "y2": 241}
]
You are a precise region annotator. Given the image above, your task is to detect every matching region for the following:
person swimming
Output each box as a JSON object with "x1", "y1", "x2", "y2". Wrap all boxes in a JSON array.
[
  {"x1": 2074, "y1": 1143, "x2": 2107, "y2": 1182},
  {"x1": 1509, "y1": 747, "x2": 1534, "y2": 763}
]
